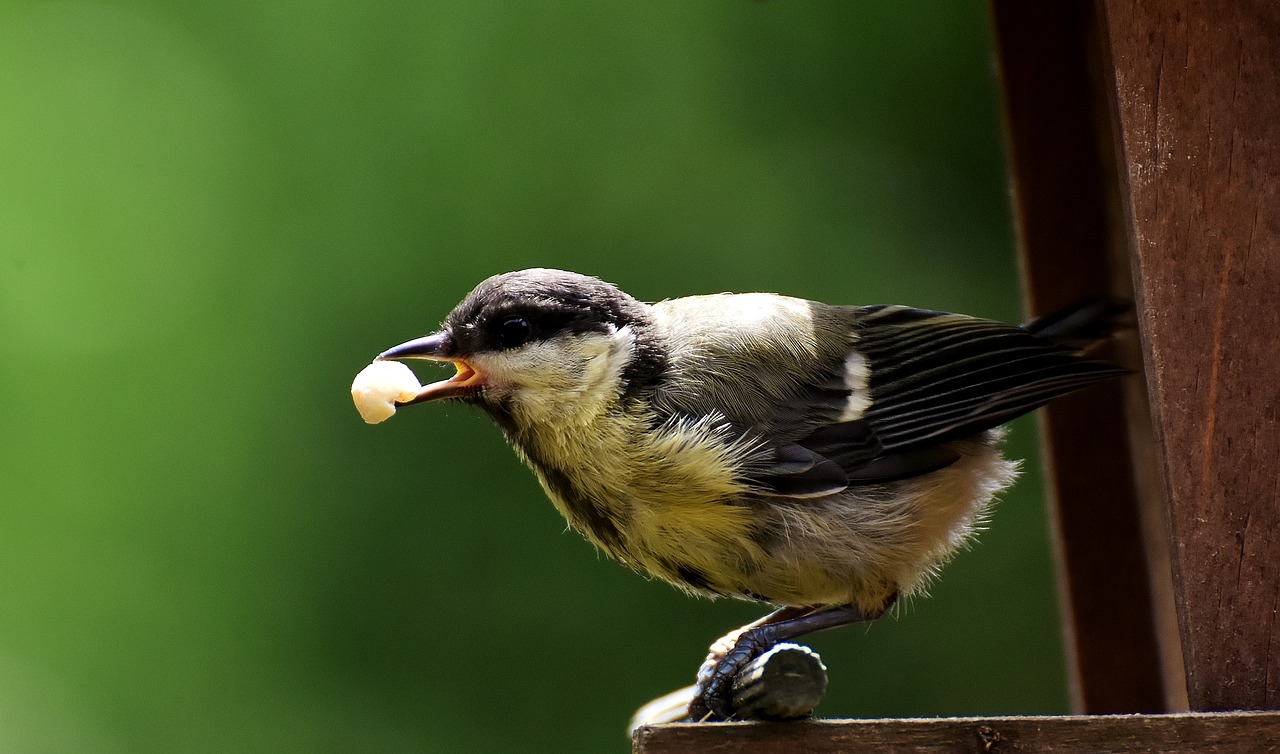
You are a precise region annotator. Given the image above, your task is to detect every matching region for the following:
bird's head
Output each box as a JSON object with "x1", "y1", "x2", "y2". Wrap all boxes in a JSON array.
[{"x1": 377, "y1": 269, "x2": 666, "y2": 426}]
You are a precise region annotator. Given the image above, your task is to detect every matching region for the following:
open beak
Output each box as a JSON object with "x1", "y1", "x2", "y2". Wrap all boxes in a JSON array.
[{"x1": 376, "y1": 331, "x2": 485, "y2": 404}]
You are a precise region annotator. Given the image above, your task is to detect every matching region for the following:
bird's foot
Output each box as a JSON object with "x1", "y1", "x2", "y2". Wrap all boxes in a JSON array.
[
  {"x1": 688, "y1": 625, "x2": 773, "y2": 721},
  {"x1": 684, "y1": 599, "x2": 893, "y2": 722}
]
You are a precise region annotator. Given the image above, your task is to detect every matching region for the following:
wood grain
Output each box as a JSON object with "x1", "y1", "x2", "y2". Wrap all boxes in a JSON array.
[
  {"x1": 988, "y1": 0, "x2": 1175, "y2": 713},
  {"x1": 730, "y1": 643, "x2": 827, "y2": 721},
  {"x1": 1098, "y1": 0, "x2": 1280, "y2": 711},
  {"x1": 634, "y1": 712, "x2": 1280, "y2": 753}
]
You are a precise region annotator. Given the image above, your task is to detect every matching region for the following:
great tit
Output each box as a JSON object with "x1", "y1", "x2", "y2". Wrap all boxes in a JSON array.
[{"x1": 370, "y1": 268, "x2": 1123, "y2": 721}]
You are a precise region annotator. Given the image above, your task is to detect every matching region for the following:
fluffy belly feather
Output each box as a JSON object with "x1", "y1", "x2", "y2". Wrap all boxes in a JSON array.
[{"x1": 523, "y1": 414, "x2": 1016, "y2": 613}]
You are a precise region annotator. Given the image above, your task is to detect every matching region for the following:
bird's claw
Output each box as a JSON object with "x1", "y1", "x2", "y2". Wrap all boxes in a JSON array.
[{"x1": 687, "y1": 626, "x2": 772, "y2": 721}]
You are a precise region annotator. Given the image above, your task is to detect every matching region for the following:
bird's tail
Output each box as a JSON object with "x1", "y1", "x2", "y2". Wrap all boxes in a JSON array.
[{"x1": 1021, "y1": 299, "x2": 1130, "y2": 350}]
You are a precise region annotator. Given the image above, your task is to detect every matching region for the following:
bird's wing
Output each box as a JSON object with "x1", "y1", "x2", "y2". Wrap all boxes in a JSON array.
[
  {"x1": 651, "y1": 298, "x2": 1120, "y2": 498},
  {"x1": 851, "y1": 305, "x2": 1125, "y2": 452},
  {"x1": 742, "y1": 419, "x2": 965, "y2": 498},
  {"x1": 738, "y1": 422, "x2": 873, "y2": 499}
]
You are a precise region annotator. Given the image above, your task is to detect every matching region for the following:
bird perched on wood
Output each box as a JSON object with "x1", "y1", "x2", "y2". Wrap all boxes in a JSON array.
[{"x1": 363, "y1": 268, "x2": 1123, "y2": 721}]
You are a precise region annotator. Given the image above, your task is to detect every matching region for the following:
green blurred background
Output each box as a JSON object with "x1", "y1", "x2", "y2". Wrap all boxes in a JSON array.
[{"x1": 0, "y1": 1, "x2": 1067, "y2": 751}]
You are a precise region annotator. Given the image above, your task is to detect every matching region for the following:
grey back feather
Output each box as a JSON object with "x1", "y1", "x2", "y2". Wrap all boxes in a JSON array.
[{"x1": 644, "y1": 296, "x2": 1122, "y2": 497}]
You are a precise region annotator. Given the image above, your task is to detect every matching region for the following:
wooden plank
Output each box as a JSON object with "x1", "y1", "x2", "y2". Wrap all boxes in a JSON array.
[
  {"x1": 987, "y1": 0, "x2": 1177, "y2": 713},
  {"x1": 633, "y1": 712, "x2": 1280, "y2": 753},
  {"x1": 1097, "y1": 0, "x2": 1280, "y2": 711}
]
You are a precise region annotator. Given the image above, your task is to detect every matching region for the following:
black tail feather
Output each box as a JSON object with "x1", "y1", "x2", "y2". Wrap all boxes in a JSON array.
[{"x1": 1022, "y1": 299, "x2": 1130, "y2": 348}]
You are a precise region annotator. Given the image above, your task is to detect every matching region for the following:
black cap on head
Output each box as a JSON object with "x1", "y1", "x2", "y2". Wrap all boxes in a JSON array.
[
  {"x1": 445, "y1": 268, "x2": 668, "y2": 395},
  {"x1": 444, "y1": 269, "x2": 648, "y2": 353}
]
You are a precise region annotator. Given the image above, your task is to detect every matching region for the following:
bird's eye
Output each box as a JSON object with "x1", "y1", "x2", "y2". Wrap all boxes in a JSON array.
[{"x1": 497, "y1": 316, "x2": 532, "y2": 348}]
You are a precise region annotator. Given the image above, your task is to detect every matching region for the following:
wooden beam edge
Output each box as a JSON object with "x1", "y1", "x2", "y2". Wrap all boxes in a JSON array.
[{"x1": 634, "y1": 711, "x2": 1280, "y2": 753}]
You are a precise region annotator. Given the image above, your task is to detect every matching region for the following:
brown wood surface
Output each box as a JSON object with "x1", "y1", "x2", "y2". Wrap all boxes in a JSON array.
[
  {"x1": 633, "y1": 712, "x2": 1280, "y2": 753},
  {"x1": 988, "y1": 0, "x2": 1176, "y2": 713},
  {"x1": 1097, "y1": 0, "x2": 1280, "y2": 711},
  {"x1": 730, "y1": 643, "x2": 827, "y2": 721}
]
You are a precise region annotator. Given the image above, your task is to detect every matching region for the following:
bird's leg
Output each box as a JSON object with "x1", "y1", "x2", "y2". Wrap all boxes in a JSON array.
[{"x1": 688, "y1": 595, "x2": 896, "y2": 721}]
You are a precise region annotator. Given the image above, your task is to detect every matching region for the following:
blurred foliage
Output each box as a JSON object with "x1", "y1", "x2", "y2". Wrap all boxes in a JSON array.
[{"x1": 0, "y1": 1, "x2": 1066, "y2": 752}]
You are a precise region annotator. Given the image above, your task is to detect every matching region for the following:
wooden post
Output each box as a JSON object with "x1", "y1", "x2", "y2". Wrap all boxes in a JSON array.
[
  {"x1": 988, "y1": 0, "x2": 1183, "y2": 714},
  {"x1": 1096, "y1": 0, "x2": 1280, "y2": 711},
  {"x1": 993, "y1": 0, "x2": 1280, "y2": 717}
]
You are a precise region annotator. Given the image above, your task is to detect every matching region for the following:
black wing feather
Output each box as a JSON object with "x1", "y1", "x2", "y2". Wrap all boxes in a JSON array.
[
  {"x1": 855, "y1": 305, "x2": 1124, "y2": 452},
  {"x1": 747, "y1": 434, "x2": 852, "y2": 498}
]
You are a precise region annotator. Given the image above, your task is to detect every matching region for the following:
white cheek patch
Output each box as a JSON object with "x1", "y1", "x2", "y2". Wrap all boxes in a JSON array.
[
  {"x1": 838, "y1": 349, "x2": 872, "y2": 422},
  {"x1": 471, "y1": 343, "x2": 573, "y2": 394},
  {"x1": 477, "y1": 325, "x2": 637, "y2": 425},
  {"x1": 583, "y1": 325, "x2": 635, "y2": 390}
]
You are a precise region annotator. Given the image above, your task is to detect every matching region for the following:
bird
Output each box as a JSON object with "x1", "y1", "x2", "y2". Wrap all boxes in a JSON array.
[{"x1": 368, "y1": 267, "x2": 1124, "y2": 721}]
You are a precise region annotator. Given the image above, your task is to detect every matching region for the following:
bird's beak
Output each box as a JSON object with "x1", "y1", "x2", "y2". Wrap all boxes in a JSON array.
[{"x1": 375, "y1": 332, "x2": 485, "y2": 404}]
